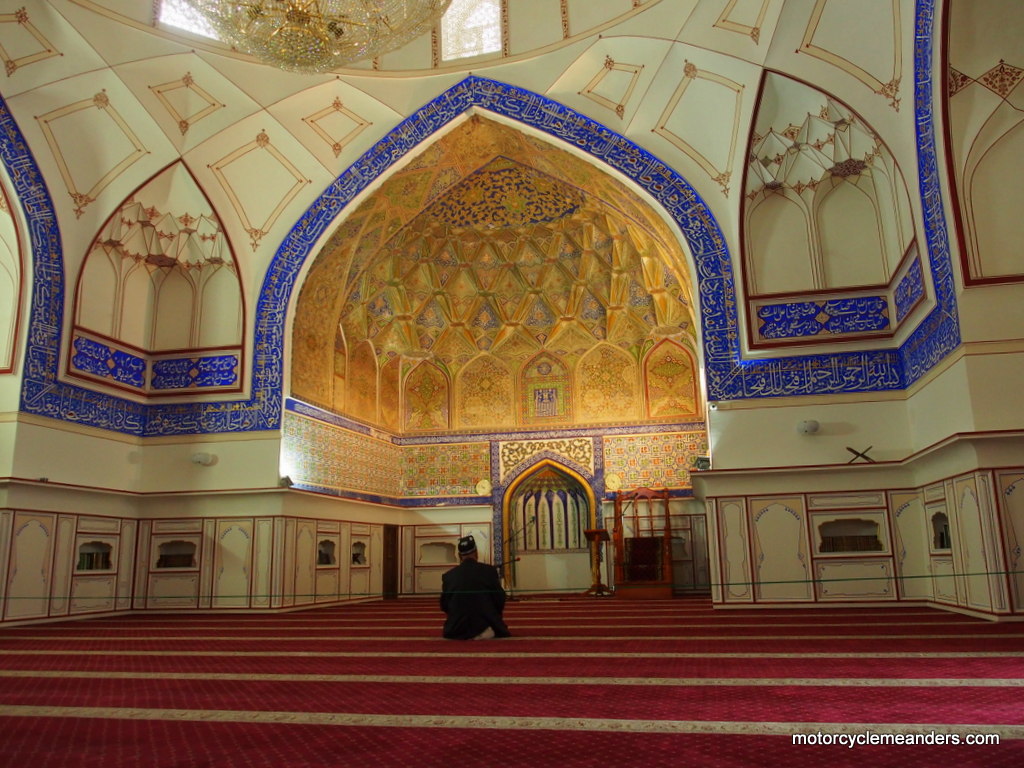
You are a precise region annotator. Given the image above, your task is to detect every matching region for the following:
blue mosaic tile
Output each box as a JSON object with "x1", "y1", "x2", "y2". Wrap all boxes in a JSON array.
[
  {"x1": 5, "y1": 0, "x2": 958, "y2": 436},
  {"x1": 895, "y1": 259, "x2": 925, "y2": 322},
  {"x1": 758, "y1": 302, "x2": 824, "y2": 339},
  {"x1": 757, "y1": 297, "x2": 891, "y2": 340},
  {"x1": 151, "y1": 355, "x2": 239, "y2": 390},
  {"x1": 69, "y1": 336, "x2": 147, "y2": 389}
]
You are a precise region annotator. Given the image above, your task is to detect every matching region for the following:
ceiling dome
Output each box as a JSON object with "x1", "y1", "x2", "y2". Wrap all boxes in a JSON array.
[{"x1": 343, "y1": 157, "x2": 693, "y2": 365}]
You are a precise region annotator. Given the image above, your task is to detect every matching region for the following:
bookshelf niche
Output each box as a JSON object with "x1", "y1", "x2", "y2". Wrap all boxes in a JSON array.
[
  {"x1": 419, "y1": 541, "x2": 457, "y2": 565},
  {"x1": 818, "y1": 519, "x2": 883, "y2": 553},
  {"x1": 318, "y1": 539, "x2": 337, "y2": 566},
  {"x1": 351, "y1": 540, "x2": 367, "y2": 566},
  {"x1": 156, "y1": 540, "x2": 197, "y2": 569},
  {"x1": 76, "y1": 541, "x2": 112, "y2": 571},
  {"x1": 931, "y1": 511, "x2": 951, "y2": 550}
]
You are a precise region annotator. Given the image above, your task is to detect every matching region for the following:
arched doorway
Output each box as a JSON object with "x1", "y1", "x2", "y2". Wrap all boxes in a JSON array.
[{"x1": 501, "y1": 460, "x2": 597, "y2": 595}]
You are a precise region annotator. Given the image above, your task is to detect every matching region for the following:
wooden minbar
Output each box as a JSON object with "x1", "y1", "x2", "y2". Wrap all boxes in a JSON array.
[{"x1": 612, "y1": 487, "x2": 673, "y2": 599}]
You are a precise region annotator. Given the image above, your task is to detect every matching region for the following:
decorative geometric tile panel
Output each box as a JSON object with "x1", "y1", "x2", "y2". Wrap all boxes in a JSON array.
[
  {"x1": 6, "y1": 0, "x2": 957, "y2": 437},
  {"x1": 499, "y1": 438, "x2": 594, "y2": 482},
  {"x1": 283, "y1": 411, "x2": 401, "y2": 497},
  {"x1": 403, "y1": 443, "x2": 490, "y2": 497},
  {"x1": 604, "y1": 431, "x2": 708, "y2": 490},
  {"x1": 644, "y1": 340, "x2": 698, "y2": 419},
  {"x1": 521, "y1": 354, "x2": 572, "y2": 425}
]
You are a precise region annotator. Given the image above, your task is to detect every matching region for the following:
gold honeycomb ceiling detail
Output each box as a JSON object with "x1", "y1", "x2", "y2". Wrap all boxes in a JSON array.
[{"x1": 293, "y1": 116, "x2": 697, "y2": 398}]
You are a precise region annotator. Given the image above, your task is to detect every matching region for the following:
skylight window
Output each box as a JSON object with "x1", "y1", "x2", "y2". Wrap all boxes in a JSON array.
[
  {"x1": 160, "y1": 1, "x2": 502, "y2": 64},
  {"x1": 441, "y1": 0, "x2": 501, "y2": 61},
  {"x1": 158, "y1": 0, "x2": 217, "y2": 39}
]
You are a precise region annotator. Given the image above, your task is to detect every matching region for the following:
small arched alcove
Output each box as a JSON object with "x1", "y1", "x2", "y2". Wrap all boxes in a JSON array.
[
  {"x1": 501, "y1": 459, "x2": 596, "y2": 595},
  {"x1": 931, "y1": 511, "x2": 951, "y2": 551}
]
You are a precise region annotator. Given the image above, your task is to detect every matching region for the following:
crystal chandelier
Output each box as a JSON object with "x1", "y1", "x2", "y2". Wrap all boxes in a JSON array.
[{"x1": 177, "y1": 1, "x2": 452, "y2": 73}]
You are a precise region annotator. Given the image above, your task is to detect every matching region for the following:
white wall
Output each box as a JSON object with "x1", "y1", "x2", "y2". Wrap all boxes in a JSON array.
[{"x1": 707, "y1": 397, "x2": 912, "y2": 469}]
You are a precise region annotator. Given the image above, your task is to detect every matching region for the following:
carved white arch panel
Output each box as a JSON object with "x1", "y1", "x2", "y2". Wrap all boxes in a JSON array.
[
  {"x1": 69, "y1": 163, "x2": 244, "y2": 395},
  {"x1": 945, "y1": 0, "x2": 1024, "y2": 284},
  {"x1": 743, "y1": 70, "x2": 920, "y2": 346},
  {"x1": 75, "y1": 249, "x2": 118, "y2": 337},
  {"x1": 817, "y1": 181, "x2": 885, "y2": 287},
  {"x1": 747, "y1": 193, "x2": 814, "y2": 294},
  {"x1": 198, "y1": 266, "x2": 243, "y2": 348},
  {"x1": 968, "y1": 123, "x2": 1024, "y2": 278},
  {"x1": 119, "y1": 266, "x2": 156, "y2": 350},
  {"x1": 153, "y1": 269, "x2": 194, "y2": 351},
  {"x1": 0, "y1": 254, "x2": 14, "y2": 370},
  {"x1": 0, "y1": 202, "x2": 19, "y2": 372}
]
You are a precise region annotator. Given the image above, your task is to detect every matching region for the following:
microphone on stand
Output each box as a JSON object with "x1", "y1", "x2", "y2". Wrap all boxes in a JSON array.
[{"x1": 501, "y1": 515, "x2": 536, "y2": 601}]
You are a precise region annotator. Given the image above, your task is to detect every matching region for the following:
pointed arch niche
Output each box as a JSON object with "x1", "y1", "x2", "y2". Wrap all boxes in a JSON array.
[
  {"x1": 501, "y1": 459, "x2": 597, "y2": 594},
  {"x1": 943, "y1": 0, "x2": 1024, "y2": 285},
  {"x1": 289, "y1": 113, "x2": 701, "y2": 436},
  {"x1": 742, "y1": 72, "x2": 923, "y2": 348},
  {"x1": 0, "y1": 179, "x2": 23, "y2": 375},
  {"x1": 643, "y1": 338, "x2": 699, "y2": 419},
  {"x1": 69, "y1": 163, "x2": 244, "y2": 396}
]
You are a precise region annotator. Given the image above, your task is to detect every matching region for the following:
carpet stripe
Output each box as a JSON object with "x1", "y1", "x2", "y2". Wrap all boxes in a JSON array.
[
  {"x1": 2, "y1": 654, "x2": 1023, "y2": 680},
  {"x1": 0, "y1": 620, "x2": 1004, "y2": 634},
  {"x1": 3, "y1": 632, "x2": 1020, "y2": 641},
  {"x1": 1, "y1": 669, "x2": 1022, "y2": 687},
  {"x1": 1, "y1": 705, "x2": 1021, "y2": 739},
  {"x1": 3, "y1": 648, "x2": 1021, "y2": 658}
]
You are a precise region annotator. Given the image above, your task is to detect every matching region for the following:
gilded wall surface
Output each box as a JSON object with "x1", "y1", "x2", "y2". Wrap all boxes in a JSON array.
[
  {"x1": 291, "y1": 116, "x2": 699, "y2": 437},
  {"x1": 284, "y1": 407, "x2": 706, "y2": 500}
]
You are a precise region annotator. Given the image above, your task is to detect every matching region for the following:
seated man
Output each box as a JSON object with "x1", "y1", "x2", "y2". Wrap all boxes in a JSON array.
[{"x1": 440, "y1": 535, "x2": 511, "y2": 640}]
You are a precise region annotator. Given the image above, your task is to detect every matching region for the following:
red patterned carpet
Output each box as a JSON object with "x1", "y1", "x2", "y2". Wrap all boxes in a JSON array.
[{"x1": 1, "y1": 597, "x2": 1022, "y2": 766}]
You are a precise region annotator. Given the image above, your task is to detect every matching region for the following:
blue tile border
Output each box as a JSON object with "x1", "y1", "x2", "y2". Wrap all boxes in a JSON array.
[
  {"x1": 757, "y1": 297, "x2": 890, "y2": 340},
  {"x1": 894, "y1": 258, "x2": 925, "y2": 323},
  {"x1": 5, "y1": 0, "x2": 956, "y2": 436},
  {"x1": 151, "y1": 355, "x2": 239, "y2": 390},
  {"x1": 70, "y1": 336, "x2": 147, "y2": 389}
]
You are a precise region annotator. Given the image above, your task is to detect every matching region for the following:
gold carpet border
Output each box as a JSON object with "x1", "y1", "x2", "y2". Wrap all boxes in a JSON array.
[
  {"x1": 0, "y1": 705, "x2": 1021, "y2": 740},
  {"x1": 1, "y1": 669, "x2": 1021, "y2": 687},
  {"x1": 5, "y1": 619, "x2": 987, "y2": 631},
  {"x1": 3, "y1": 633, "x2": 1021, "y2": 642},
  {"x1": 2, "y1": 649, "x2": 1021, "y2": 659}
]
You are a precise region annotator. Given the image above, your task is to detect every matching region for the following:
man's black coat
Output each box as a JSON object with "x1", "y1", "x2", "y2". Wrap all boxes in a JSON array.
[{"x1": 440, "y1": 558, "x2": 510, "y2": 640}]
